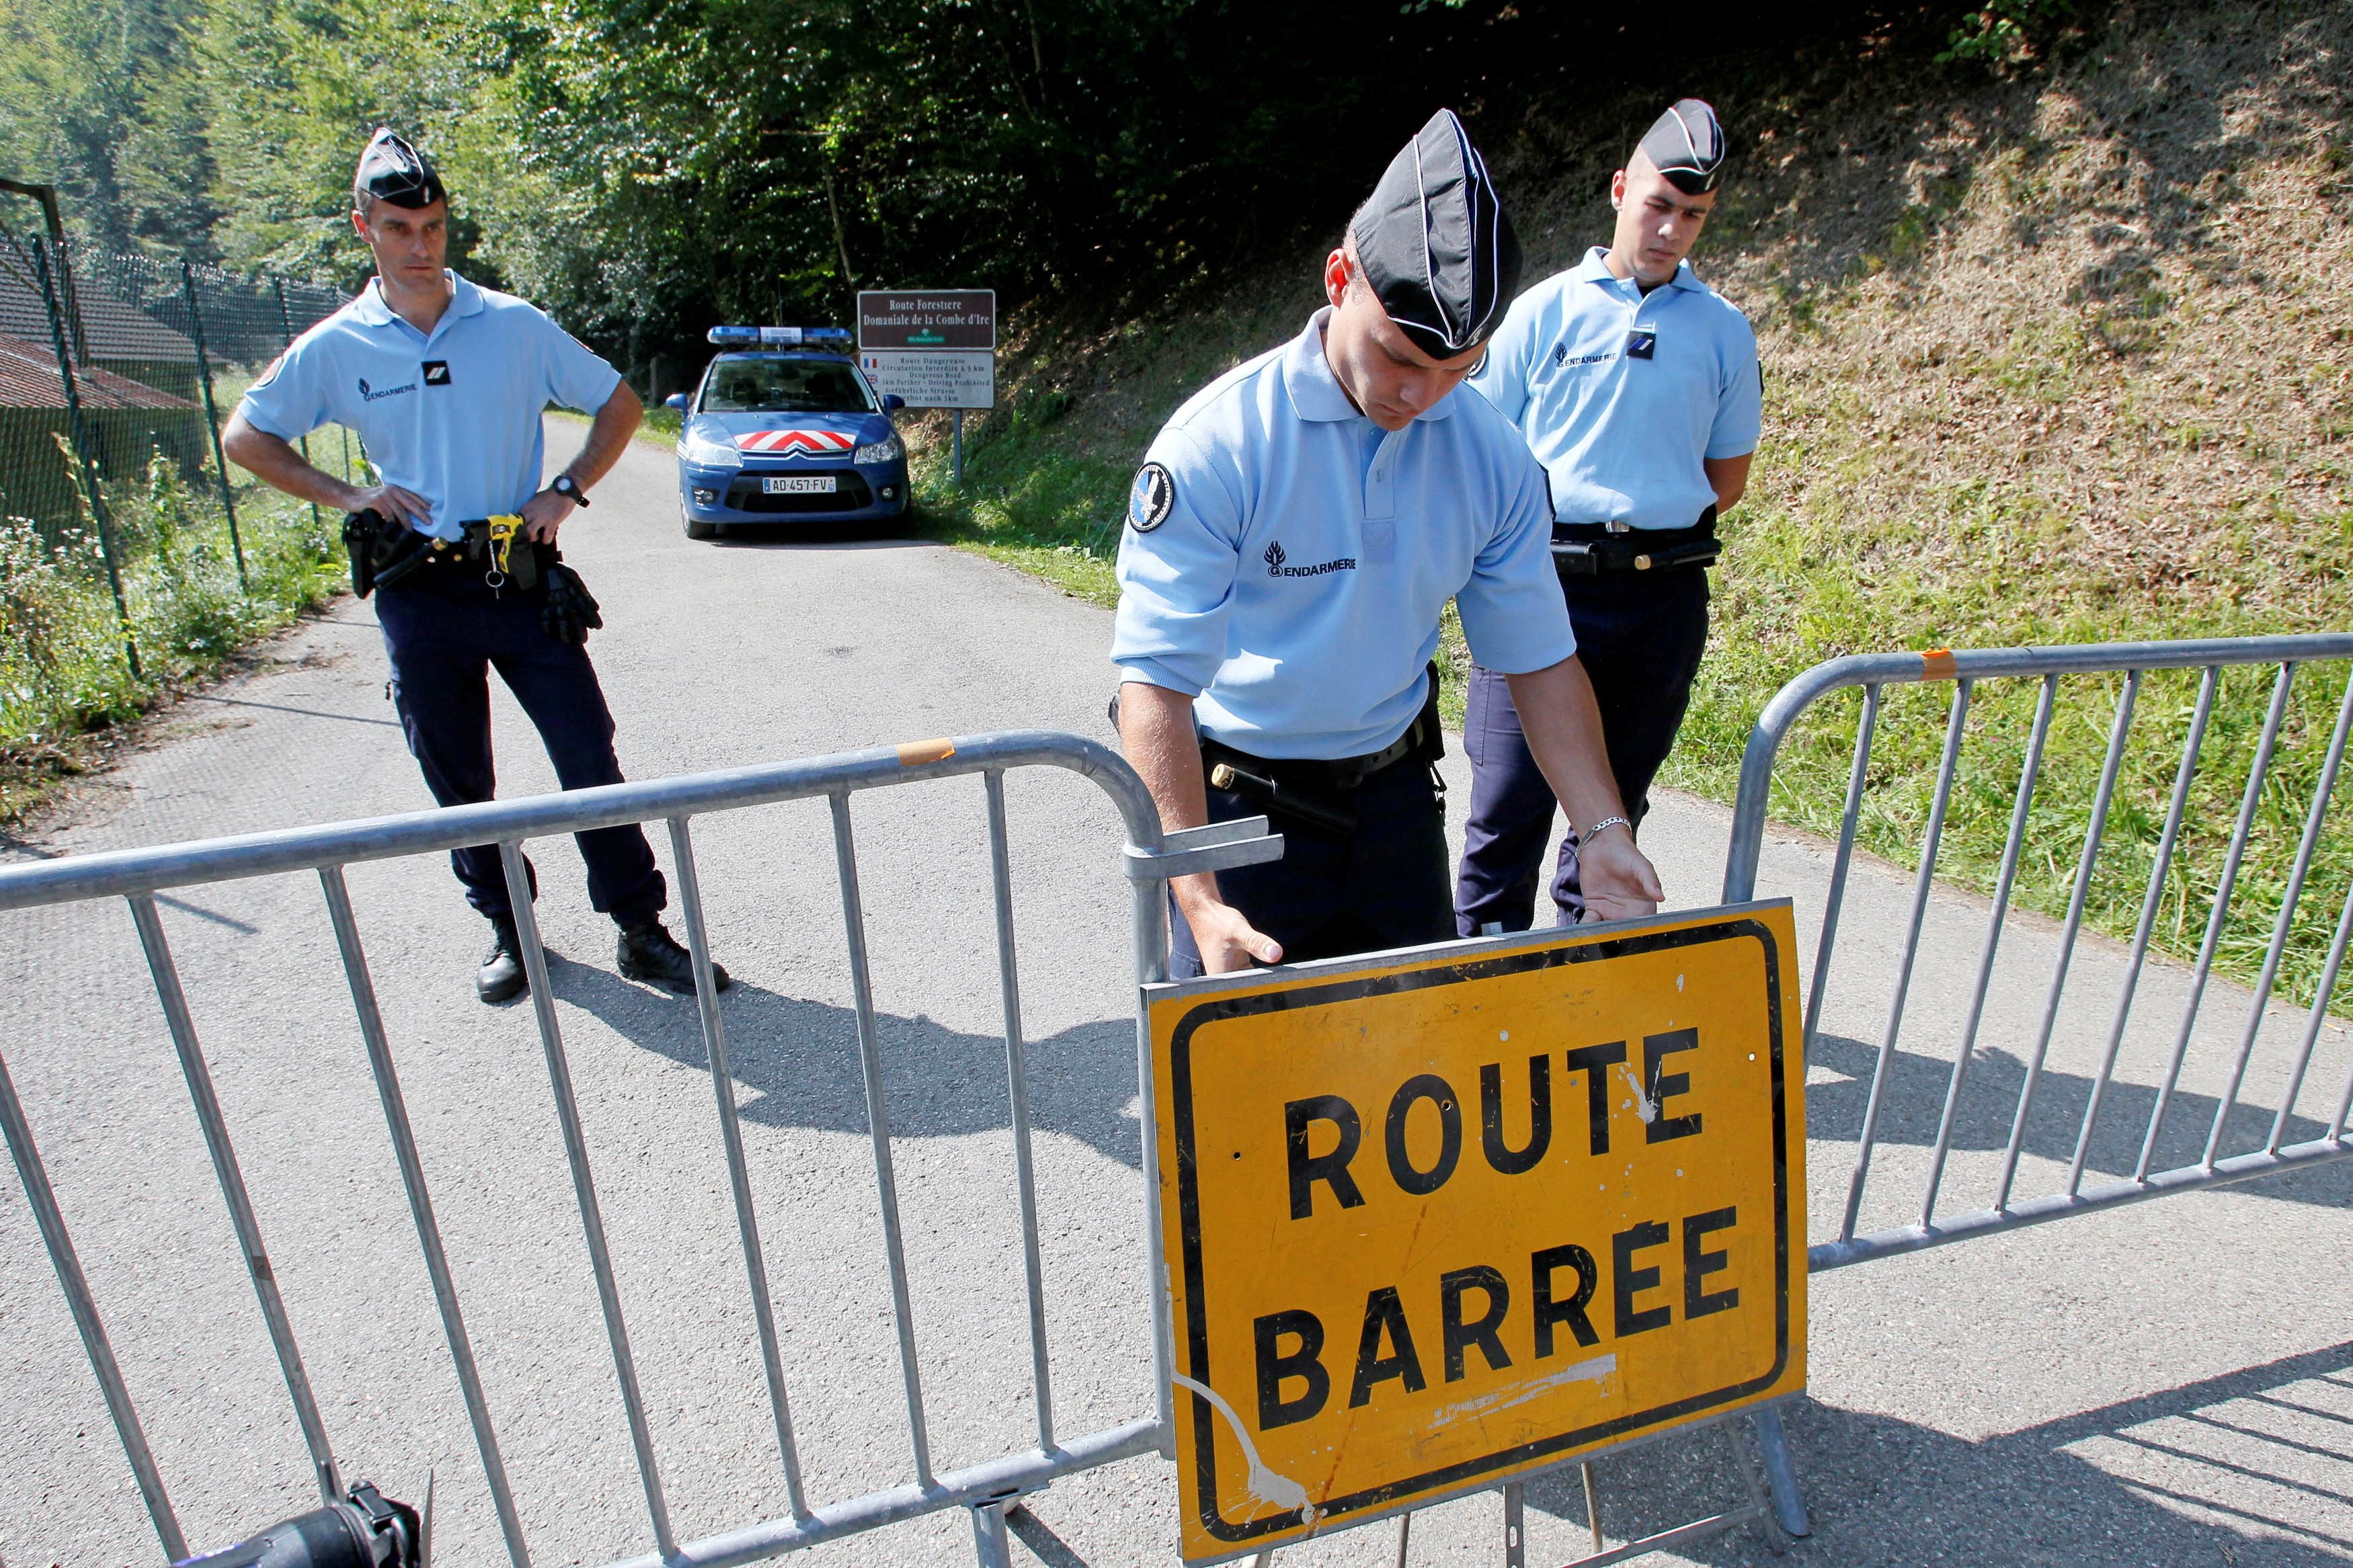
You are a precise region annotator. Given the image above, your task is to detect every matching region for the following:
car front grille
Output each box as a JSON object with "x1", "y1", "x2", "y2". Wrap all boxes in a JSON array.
[{"x1": 725, "y1": 469, "x2": 874, "y2": 514}]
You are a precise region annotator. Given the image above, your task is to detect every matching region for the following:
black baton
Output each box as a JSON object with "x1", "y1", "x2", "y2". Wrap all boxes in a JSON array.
[{"x1": 1209, "y1": 761, "x2": 1356, "y2": 836}]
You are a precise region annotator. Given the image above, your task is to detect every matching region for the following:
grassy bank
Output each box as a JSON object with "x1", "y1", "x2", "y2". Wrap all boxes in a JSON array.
[
  {"x1": 1, "y1": 448, "x2": 350, "y2": 824},
  {"x1": 898, "y1": 0, "x2": 2353, "y2": 1001}
]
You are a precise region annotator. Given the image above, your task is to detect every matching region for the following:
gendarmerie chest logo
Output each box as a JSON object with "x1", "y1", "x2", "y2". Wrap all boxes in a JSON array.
[
  {"x1": 1130, "y1": 462, "x2": 1174, "y2": 532},
  {"x1": 358, "y1": 376, "x2": 418, "y2": 403},
  {"x1": 1265, "y1": 540, "x2": 1356, "y2": 579}
]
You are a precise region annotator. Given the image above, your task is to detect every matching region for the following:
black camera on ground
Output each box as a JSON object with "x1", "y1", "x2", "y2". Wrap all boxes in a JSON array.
[{"x1": 172, "y1": 1481, "x2": 424, "y2": 1568}]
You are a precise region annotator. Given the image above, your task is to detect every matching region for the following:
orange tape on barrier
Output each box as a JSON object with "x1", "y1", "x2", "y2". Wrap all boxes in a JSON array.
[
  {"x1": 1920, "y1": 648, "x2": 1957, "y2": 681},
  {"x1": 895, "y1": 737, "x2": 956, "y2": 766}
]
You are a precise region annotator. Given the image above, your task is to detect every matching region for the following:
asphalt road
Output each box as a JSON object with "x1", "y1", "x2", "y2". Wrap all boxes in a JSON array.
[{"x1": 3, "y1": 421, "x2": 2348, "y2": 1568}]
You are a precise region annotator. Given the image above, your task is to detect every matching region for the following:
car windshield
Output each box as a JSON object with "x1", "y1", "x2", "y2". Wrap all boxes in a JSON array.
[{"x1": 700, "y1": 358, "x2": 875, "y2": 414}]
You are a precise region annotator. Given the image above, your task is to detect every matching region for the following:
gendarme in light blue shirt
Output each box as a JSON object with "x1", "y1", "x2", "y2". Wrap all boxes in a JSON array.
[
  {"x1": 1470, "y1": 247, "x2": 1760, "y2": 531},
  {"x1": 237, "y1": 272, "x2": 621, "y2": 541},
  {"x1": 1112, "y1": 308, "x2": 1575, "y2": 761}
]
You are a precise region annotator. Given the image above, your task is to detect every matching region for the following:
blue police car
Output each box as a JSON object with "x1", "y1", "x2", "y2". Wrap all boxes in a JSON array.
[{"x1": 665, "y1": 326, "x2": 910, "y2": 538}]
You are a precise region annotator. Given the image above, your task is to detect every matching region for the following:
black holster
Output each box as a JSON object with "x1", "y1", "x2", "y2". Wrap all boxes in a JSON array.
[
  {"x1": 341, "y1": 509, "x2": 432, "y2": 598},
  {"x1": 458, "y1": 518, "x2": 542, "y2": 591}
]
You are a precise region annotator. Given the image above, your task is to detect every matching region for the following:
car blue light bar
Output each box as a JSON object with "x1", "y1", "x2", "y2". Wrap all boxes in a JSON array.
[{"x1": 706, "y1": 325, "x2": 854, "y2": 347}]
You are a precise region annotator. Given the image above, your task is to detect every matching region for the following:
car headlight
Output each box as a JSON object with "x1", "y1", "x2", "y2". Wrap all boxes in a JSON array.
[
  {"x1": 853, "y1": 433, "x2": 904, "y2": 466},
  {"x1": 680, "y1": 430, "x2": 742, "y2": 469}
]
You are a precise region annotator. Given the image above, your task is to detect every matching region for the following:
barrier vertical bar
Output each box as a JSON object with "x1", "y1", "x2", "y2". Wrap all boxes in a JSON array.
[
  {"x1": 179, "y1": 259, "x2": 247, "y2": 589},
  {"x1": 1840, "y1": 678, "x2": 1971, "y2": 1239},
  {"x1": 34, "y1": 238, "x2": 138, "y2": 677},
  {"x1": 2070, "y1": 667, "x2": 2215, "y2": 1194},
  {"x1": 1991, "y1": 671, "x2": 2141, "y2": 1210},
  {"x1": 317, "y1": 867, "x2": 533, "y2": 1568},
  {"x1": 2268, "y1": 876, "x2": 2353, "y2": 1154},
  {"x1": 984, "y1": 771, "x2": 1058, "y2": 1449},
  {"x1": 0, "y1": 1042, "x2": 188, "y2": 1561},
  {"x1": 1798, "y1": 684, "x2": 1880, "y2": 1051},
  {"x1": 2200, "y1": 666, "x2": 2353, "y2": 1167},
  {"x1": 126, "y1": 894, "x2": 342, "y2": 1506},
  {"x1": 1502, "y1": 1482, "x2": 1525, "y2": 1568},
  {"x1": 1129, "y1": 825, "x2": 1176, "y2": 1450},
  {"x1": 828, "y1": 792, "x2": 936, "y2": 1487},
  {"x1": 665, "y1": 816, "x2": 811, "y2": 1516},
  {"x1": 2137, "y1": 663, "x2": 2296, "y2": 1179},
  {"x1": 497, "y1": 844, "x2": 676, "y2": 1555},
  {"x1": 1920, "y1": 673, "x2": 2057, "y2": 1223}
]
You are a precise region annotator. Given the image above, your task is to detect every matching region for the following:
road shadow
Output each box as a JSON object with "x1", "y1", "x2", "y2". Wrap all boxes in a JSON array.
[
  {"x1": 532, "y1": 950, "x2": 2350, "y2": 1208},
  {"x1": 541, "y1": 954, "x2": 1143, "y2": 1170},
  {"x1": 1804, "y1": 1032, "x2": 2353, "y2": 1214},
  {"x1": 1529, "y1": 1341, "x2": 2353, "y2": 1566},
  {"x1": 705, "y1": 522, "x2": 925, "y2": 548}
]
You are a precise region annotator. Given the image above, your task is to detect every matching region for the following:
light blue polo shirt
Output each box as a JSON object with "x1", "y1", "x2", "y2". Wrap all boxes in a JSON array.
[
  {"x1": 237, "y1": 272, "x2": 621, "y2": 540},
  {"x1": 1470, "y1": 247, "x2": 1760, "y2": 531},
  {"x1": 1112, "y1": 308, "x2": 1575, "y2": 761}
]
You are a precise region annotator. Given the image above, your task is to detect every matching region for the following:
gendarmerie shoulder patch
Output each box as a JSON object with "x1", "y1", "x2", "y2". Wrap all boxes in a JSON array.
[{"x1": 1129, "y1": 462, "x2": 1174, "y2": 532}]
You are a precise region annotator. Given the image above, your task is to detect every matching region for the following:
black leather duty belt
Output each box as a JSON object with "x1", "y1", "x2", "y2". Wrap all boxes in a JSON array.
[
  {"x1": 1552, "y1": 505, "x2": 1720, "y2": 577},
  {"x1": 1198, "y1": 673, "x2": 1445, "y2": 836}
]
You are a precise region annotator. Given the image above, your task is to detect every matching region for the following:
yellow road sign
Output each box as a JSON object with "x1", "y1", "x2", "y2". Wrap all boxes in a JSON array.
[{"x1": 1148, "y1": 903, "x2": 1806, "y2": 1562}]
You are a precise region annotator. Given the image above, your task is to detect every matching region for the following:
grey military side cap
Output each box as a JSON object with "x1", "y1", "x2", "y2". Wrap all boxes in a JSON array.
[
  {"x1": 1349, "y1": 108, "x2": 1522, "y2": 362},
  {"x1": 354, "y1": 127, "x2": 446, "y2": 210},
  {"x1": 1638, "y1": 99, "x2": 1727, "y2": 194}
]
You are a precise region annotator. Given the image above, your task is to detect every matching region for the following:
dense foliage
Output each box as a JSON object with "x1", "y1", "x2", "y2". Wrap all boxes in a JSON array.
[{"x1": 0, "y1": 0, "x2": 1917, "y2": 375}]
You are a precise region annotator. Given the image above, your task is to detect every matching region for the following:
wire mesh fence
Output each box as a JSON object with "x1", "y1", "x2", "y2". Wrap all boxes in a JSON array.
[{"x1": 0, "y1": 234, "x2": 354, "y2": 766}]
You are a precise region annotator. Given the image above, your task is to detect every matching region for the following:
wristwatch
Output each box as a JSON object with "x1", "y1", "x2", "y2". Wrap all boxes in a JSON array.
[{"x1": 547, "y1": 472, "x2": 590, "y2": 508}]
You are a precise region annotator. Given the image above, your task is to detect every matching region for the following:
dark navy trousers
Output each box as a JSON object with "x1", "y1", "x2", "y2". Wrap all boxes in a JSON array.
[
  {"x1": 1170, "y1": 757, "x2": 1451, "y2": 979},
  {"x1": 1453, "y1": 567, "x2": 1709, "y2": 932},
  {"x1": 375, "y1": 577, "x2": 666, "y2": 927}
]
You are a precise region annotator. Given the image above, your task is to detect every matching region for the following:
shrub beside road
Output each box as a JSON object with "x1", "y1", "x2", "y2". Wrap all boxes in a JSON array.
[{"x1": 0, "y1": 456, "x2": 346, "y2": 822}]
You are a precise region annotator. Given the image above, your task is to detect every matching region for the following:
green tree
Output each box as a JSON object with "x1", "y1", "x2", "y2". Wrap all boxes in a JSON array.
[
  {"x1": 0, "y1": 0, "x2": 220, "y2": 254},
  {"x1": 193, "y1": 0, "x2": 497, "y2": 283}
]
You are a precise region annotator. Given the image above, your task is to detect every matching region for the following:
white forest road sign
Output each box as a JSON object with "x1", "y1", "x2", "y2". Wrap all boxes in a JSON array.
[{"x1": 861, "y1": 349, "x2": 995, "y2": 411}]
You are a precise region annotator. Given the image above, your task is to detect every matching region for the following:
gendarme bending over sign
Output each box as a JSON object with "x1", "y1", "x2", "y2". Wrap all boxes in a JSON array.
[{"x1": 1148, "y1": 902, "x2": 1807, "y2": 1562}]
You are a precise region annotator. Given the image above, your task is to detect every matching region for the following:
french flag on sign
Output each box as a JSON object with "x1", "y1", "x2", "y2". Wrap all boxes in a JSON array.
[{"x1": 737, "y1": 429, "x2": 856, "y2": 455}]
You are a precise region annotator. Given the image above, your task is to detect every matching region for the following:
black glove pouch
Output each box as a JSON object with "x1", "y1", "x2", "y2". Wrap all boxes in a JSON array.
[{"x1": 540, "y1": 551, "x2": 604, "y2": 645}]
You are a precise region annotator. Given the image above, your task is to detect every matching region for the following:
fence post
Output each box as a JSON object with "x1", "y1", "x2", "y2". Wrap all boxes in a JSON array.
[
  {"x1": 34, "y1": 238, "x2": 138, "y2": 679},
  {"x1": 180, "y1": 259, "x2": 248, "y2": 589},
  {"x1": 272, "y1": 277, "x2": 325, "y2": 535}
]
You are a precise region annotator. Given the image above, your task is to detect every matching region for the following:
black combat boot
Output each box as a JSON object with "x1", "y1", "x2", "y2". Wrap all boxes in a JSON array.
[
  {"x1": 477, "y1": 917, "x2": 528, "y2": 1003},
  {"x1": 616, "y1": 918, "x2": 731, "y2": 995}
]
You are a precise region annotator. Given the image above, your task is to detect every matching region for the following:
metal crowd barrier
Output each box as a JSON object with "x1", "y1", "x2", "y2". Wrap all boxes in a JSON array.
[
  {"x1": 1722, "y1": 633, "x2": 2353, "y2": 1272},
  {"x1": 40, "y1": 634, "x2": 2348, "y2": 1565},
  {"x1": 0, "y1": 730, "x2": 1283, "y2": 1568}
]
